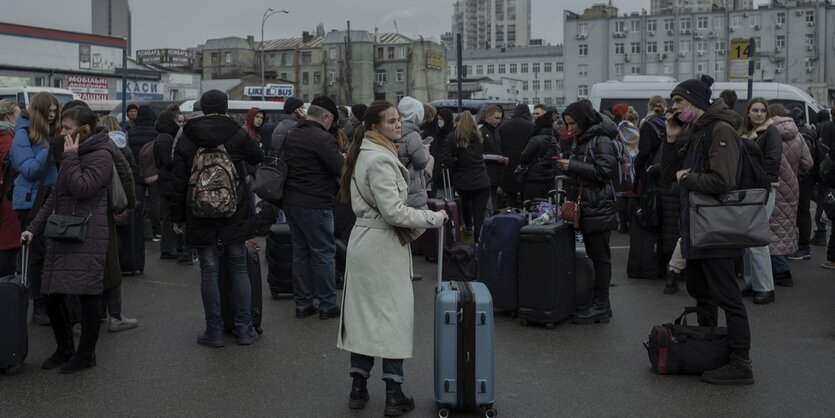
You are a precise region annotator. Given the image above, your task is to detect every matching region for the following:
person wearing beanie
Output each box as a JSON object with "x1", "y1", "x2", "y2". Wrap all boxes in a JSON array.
[
  {"x1": 611, "y1": 103, "x2": 630, "y2": 122},
  {"x1": 395, "y1": 97, "x2": 430, "y2": 211},
  {"x1": 127, "y1": 105, "x2": 163, "y2": 242},
  {"x1": 662, "y1": 74, "x2": 755, "y2": 385},
  {"x1": 282, "y1": 96, "x2": 345, "y2": 319},
  {"x1": 556, "y1": 100, "x2": 618, "y2": 325},
  {"x1": 199, "y1": 89, "x2": 228, "y2": 115},
  {"x1": 348, "y1": 104, "x2": 368, "y2": 143},
  {"x1": 271, "y1": 96, "x2": 306, "y2": 155},
  {"x1": 498, "y1": 104, "x2": 535, "y2": 207},
  {"x1": 126, "y1": 103, "x2": 138, "y2": 129}
]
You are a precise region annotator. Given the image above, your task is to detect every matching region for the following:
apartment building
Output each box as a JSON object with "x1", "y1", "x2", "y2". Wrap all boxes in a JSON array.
[{"x1": 452, "y1": 0, "x2": 532, "y2": 49}]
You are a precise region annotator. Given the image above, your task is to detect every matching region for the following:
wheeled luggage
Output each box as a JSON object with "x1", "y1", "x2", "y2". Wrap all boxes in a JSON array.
[
  {"x1": 0, "y1": 242, "x2": 28, "y2": 375},
  {"x1": 422, "y1": 169, "x2": 462, "y2": 260},
  {"x1": 117, "y1": 209, "x2": 145, "y2": 275},
  {"x1": 627, "y1": 213, "x2": 664, "y2": 279},
  {"x1": 434, "y1": 225, "x2": 496, "y2": 417},
  {"x1": 477, "y1": 211, "x2": 526, "y2": 311},
  {"x1": 219, "y1": 240, "x2": 263, "y2": 334},
  {"x1": 266, "y1": 223, "x2": 293, "y2": 297},
  {"x1": 517, "y1": 222, "x2": 576, "y2": 328},
  {"x1": 575, "y1": 246, "x2": 595, "y2": 310}
]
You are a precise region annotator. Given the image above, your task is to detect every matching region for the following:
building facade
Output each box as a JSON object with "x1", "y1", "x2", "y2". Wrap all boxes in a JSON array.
[
  {"x1": 91, "y1": 0, "x2": 132, "y2": 55},
  {"x1": 452, "y1": 0, "x2": 532, "y2": 49},
  {"x1": 199, "y1": 36, "x2": 257, "y2": 80},
  {"x1": 446, "y1": 45, "x2": 565, "y2": 105},
  {"x1": 563, "y1": 2, "x2": 835, "y2": 105},
  {"x1": 651, "y1": 0, "x2": 754, "y2": 14}
]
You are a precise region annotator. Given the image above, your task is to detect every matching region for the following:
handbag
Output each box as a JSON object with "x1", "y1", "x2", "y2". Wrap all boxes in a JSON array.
[
  {"x1": 561, "y1": 139, "x2": 593, "y2": 230},
  {"x1": 254, "y1": 155, "x2": 287, "y2": 206},
  {"x1": 44, "y1": 212, "x2": 92, "y2": 242},
  {"x1": 644, "y1": 307, "x2": 730, "y2": 375},
  {"x1": 688, "y1": 188, "x2": 769, "y2": 250},
  {"x1": 352, "y1": 178, "x2": 424, "y2": 246},
  {"x1": 109, "y1": 162, "x2": 129, "y2": 213},
  {"x1": 634, "y1": 174, "x2": 660, "y2": 230}
]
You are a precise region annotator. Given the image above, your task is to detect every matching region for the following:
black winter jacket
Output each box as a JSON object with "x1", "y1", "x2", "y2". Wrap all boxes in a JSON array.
[
  {"x1": 170, "y1": 115, "x2": 263, "y2": 247},
  {"x1": 498, "y1": 115, "x2": 534, "y2": 193},
  {"x1": 154, "y1": 113, "x2": 180, "y2": 200},
  {"x1": 566, "y1": 121, "x2": 618, "y2": 234},
  {"x1": 742, "y1": 123, "x2": 782, "y2": 184},
  {"x1": 520, "y1": 125, "x2": 557, "y2": 184},
  {"x1": 442, "y1": 134, "x2": 490, "y2": 192},
  {"x1": 479, "y1": 121, "x2": 504, "y2": 186},
  {"x1": 127, "y1": 106, "x2": 158, "y2": 184},
  {"x1": 282, "y1": 120, "x2": 344, "y2": 208}
]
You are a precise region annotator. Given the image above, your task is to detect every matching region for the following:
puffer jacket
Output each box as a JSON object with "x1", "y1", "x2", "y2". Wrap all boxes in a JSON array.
[
  {"x1": 26, "y1": 131, "x2": 114, "y2": 295},
  {"x1": 498, "y1": 106, "x2": 534, "y2": 194},
  {"x1": 740, "y1": 120, "x2": 782, "y2": 185},
  {"x1": 520, "y1": 124, "x2": 557, "y2": 184},
  {"x1": 270, "y1": 115, "x2": 301, "y2": 156},
  {"x1": 153, "y1": 111, "x2": 180, "y2": 199},
  {"x1": 395, "y1": 120, "x2": 430, "y2": 208},
  {"x1": 10, "y1": 115, "x2": 58, "y2": 211},
  {"x1": 769, "y1": 116, "x2": 813, "y2": 255},
  {"x1": 566, "y1": 120, "x2": 618, "y2": 234},
  {"x1": 479, "y1": 120, "x2": 503, "y2": 186},
  {"x1": 441, "y1": 133, "x2": 490, "y2": 192},
  {"x1": 127, "y1": 106, "x2": 159, "y2": 184}
]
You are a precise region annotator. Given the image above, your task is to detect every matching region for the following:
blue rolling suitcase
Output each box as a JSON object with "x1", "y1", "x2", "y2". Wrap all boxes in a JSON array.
[
  {"x1": 434, "y1": 225, "x2": 497, "y2": 418},
  {"x1": 477, "y1": 211, "x2": 526, "y2": 311},
  {"x1": 0, "y1": 242, "x2": 29, "y2": 375}
]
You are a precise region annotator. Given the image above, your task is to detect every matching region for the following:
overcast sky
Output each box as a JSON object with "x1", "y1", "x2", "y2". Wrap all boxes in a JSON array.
[{"x1": 5, "y1": 0, "x2": 655, "y2": 53}]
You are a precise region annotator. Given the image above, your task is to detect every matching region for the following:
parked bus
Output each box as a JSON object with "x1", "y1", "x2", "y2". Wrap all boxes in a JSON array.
[
  {"x1": 179, "y1": 99, "x2": 288, "y2": 125},
  {"x1": 0, "y1": 87, "x2": 77, "y2": 109}
]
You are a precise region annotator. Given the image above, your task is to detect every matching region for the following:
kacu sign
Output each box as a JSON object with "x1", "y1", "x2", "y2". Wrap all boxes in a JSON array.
[
  {"x1": 244, "y1": 84, "x2": 294, "y2": 98},
  {"x1": 117, "y1": 81, "x2": 165, "y2": 100}
]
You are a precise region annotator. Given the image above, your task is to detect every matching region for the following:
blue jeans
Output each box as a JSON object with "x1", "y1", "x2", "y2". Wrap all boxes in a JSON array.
[
  {"x1": 196, "y1": 242, "x2": 251, "y2": 330},
  {"x1": 283, "y1": 202, "x2": 337, "y2": 311},
  {"x1": 771, "y1": 255, "x2": 790, "y2": 274},
  {"x1": 350, "y1": 353, "x2": 404, "y2": 383},
  {"x1": 743, "y1": 186, "x2": 777, "y2": 292}
]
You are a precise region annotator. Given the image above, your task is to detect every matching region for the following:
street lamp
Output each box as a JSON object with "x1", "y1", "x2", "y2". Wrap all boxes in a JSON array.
[{"x1": 261, "y1": 7, "x2": 289, "y2": 101}]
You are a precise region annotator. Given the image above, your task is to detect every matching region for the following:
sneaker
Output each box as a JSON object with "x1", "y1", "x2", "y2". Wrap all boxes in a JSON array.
[
  {"x1": 702, "y1": 353, "x2": 754, "y2": 385},
  {"x1": 152, "y1": 234, "x2": 161, "y2": 242},
  {"x1": 821, "y1": 260, "x2": 835, "y2": 270},
  {"x1": 197, "y1": 328, "x2": 225, "y2": 348},
  {"x1": 787, "y1": 248, "x2": 811, "y2": 260},
  {"x1": 810, "y1": 232, "x2": 827, "y2": 246},
  {"x1": 237, "y1": 325, "x2": 258, "y2": 345},
  {"x1": 575, "y1": 231, "x2": 584, "y2": 244},
  {"x1": 108, "y1": 315, "x2": 139, "y2": 332}
]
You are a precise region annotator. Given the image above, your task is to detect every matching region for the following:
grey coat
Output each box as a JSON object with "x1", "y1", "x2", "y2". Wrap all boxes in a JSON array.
[
  {"x1": 395, "y1": 121, "x2": 430, "y2": 209},
  {"x1": 28, "y1": 132, "x2": 114, "y2": 295}
]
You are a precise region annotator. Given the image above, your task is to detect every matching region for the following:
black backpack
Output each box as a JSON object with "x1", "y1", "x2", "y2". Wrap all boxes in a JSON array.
[
  {"x1": 0, "y1": 152, "x2": 18, "y2": 200},
  {"x1": 736, "y1": 138, "x2": 770, "y2": 191}
]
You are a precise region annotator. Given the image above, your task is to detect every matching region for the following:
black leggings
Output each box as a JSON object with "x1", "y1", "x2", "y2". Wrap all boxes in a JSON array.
[
  {"x1": 582, "y1": 231, "x2": 612, "y2": 306},
  {"x1": 458, "y1": 187, "x2": 491, "y2": 241},
  {"x1": 46, "y1": 293, "x2": 102, "y2": 356}
]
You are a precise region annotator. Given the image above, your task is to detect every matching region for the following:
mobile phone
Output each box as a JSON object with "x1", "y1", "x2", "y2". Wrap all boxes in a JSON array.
[{"x1": 669, "y1": 112, "x2": 684, "y2": 127}]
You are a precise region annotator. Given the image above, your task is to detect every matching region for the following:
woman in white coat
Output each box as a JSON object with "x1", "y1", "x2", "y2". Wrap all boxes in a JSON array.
[{"x1": 336, "y1": 101, "x2": 447, "y2": 416}]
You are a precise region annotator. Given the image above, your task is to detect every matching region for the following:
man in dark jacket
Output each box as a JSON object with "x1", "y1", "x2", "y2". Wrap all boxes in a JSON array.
[
  {"x1": 170, "y1": 90, "x2": 264, "y2": 347},
  {"x1": 154, "y1": 110, "x2": 194, "y2": 263},
  {"x1": 788, "y1": 105, "x2": 818, "y2": 260},
  {"x1": 661, "y1": 76, "x2": 753, "y2": 385},
  {"x1": 479, "y1": 105, "x2": 507, "y2": 212},
  {"x1": 271, "y1": 97, "x2": 305, "y2": 156},
  {"x1": 128, "y1": 105, "x2": 162, "y2": 241},
  {"x1": 498, "y1": 104, "x2": 534, "y2": 207},
  {"x1": 521, "y1": 109, "x2": 558, "y2": 201},
  {"x1": 282, "y1": 95, "x2": 345, "y2": 320}
]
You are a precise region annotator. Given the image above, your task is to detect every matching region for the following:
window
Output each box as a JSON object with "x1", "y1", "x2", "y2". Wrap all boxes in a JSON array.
[
  {"x1": 631, "y1": 20, "x2": 641, "y2": 32},
  {"x1": 696, "y1": 41, "x2": 708, "y2": 53},
  {"x1": 579, "y1": 44, "x2": 588, "y2": 56},
  {"x1": 281, "y1": 53, "x2": 288, "y2": 66},
  {"x1": 522, "y1": 81, "x2": 528, "y2": 91},
  {"x1": 731, "y1": 15, "x2": 742, "y2": 29},
  {"x1": 631, "y1": 66, "x2": 641, "y2": 75},
  {"x1": 776, "y1": 12, "x2": 786, "y2": 26},
  {"x1": 806, "y1": 10, "x2": 815, "y2": 24},
  {"x1": 211, "y1": 52, "x2": 219, "y2": 64},
  {"x1": 387, "y1": 47, "x2": 395, "y2": 59},
  {"x1": 555, "y1": 62, "x2": 564, "y2": 72},
  {"x1": 498, "y1": 64, "x2": 506, "y2": 74},
  {"x1": 578, "y1": 23, "x2": 588, "y2": 35},
  {"x1": 647, "y1": 42, "x2": 658, "y2": 54},
  {"x1": 487, "y1": 64, "x2": 495, "y2": 74},
  {"x1": 647, "y1": 20, "x2": 657, "y2": 32},
  {"x1": 544, "y1": 97, "x2": 553, "y2": 105},
  {"x1": 555, "y1": 97, "x2": 565, "y2": 106},
  {"x1": 396, "y1": 92, "x2": 405, "y2": 102},
  {"x1": 776, "y1": 36, "x2": 786, "y2": 50},
  {"x1": 329, "y1": 47, "x2": 337, "y2": 60},
  {"x1": 664, "y1": 18, "x2": 674, "y2": 32},
  {"x1": 521, "y1": 63, "x2": 528, "y2": 73},
  {"x1": 510, "y1": 64, "x2": 517, "y2": 73},
  {"x1": 544, "y1": 62, "x2": 552, "y2": 72},
  {"x1": 697, "y1": 17, "x2": 709, "y2": 30},
  {"x1": 532, "y1": 63, "x2": 540, "y2": 73},
  {"x1": 630, "y1": 42, "x2": 641, "y2": 54},
  {"x1": 396, "y1": 69, "x2": 404, "y2": 82},
  {"x1": 578, "y1": 85, "x2": 588, "y2": 97},
  {"x1": 615, "y1": 43, "x2": 625, "y2": 55},
  {"x1": 680, "y1": 40, "x2": 691, "y2": 54},
  {"x1": 661, "y1": 63, "x2": 673, "y2": 74},
  {"x1": 267, "y1": 54, "x2": 275, "y2": 65},
  {"x1": 302, "y1": 52, "x2": 312, "y2": 64},
  {"x1": 663, "y1": 41, "x2": 675, "y2": 53},
  {"x1": 776, "y1": 62, "x2": 785, "y2": 73},
  {"x1": 696, "y1": 61, "x2": 708, "y2": 74},
  {"x1": 715, "y1": 60, "x2": 725, "y2": 75},
  {"x1": 302, "y1": 72, "x2": 309, "y2": 85},
  {"x1": 544, "y1": 80, "x2": 552, "y2": 90},
  {"x1": 713, "y1": 16, "x2": 723, "y2": 30},
  {"x1": 313, "y1": 72, "x2": 321, "y2": 84},
  {"x1": 678, "y1": 61, "x2": 689, "y2": 75},
  {"x1": 375, "y1": 71, "x2": 387, "y2": 83},
  {"x1": 376, "y1": 48, "x2": 384, "y2": 60},
  {"x1": 464, "y1": 65, "x2": 472, "y2": 76},
  {"x1": 750, "y1": 14, "x2": 761, "y2": 28},
  {"x1": 281, "y1": 72, "x2": 288, "y2": 80},
  {"x1": 532, "y1": 80, "x2": 540, "y2": 91},
  {"x1": 397, "y1": 47, "x2": 407, "y2": 59},
  {"x1": 615, "y1": 63, "x2": 624, "y2": 75},
  {"x1": 753, "y1": 37, "x2": 761, "y2": 50},
  {"x1": 805, "y1": 34, "x2": 815, "y2": 50},
  {"x1": 615, "y1": 21, "x2": 625, "y2": 33},
  {"x1": 680, "y1": 18, "x2": 691, "y2": 31},
  {"x1": 579, "y1": 64, "x2": 588, "y2": 77},
  {"x1": 328, "y1": 71, "x2": 336, "y2": 84},
  {"x1": 224, "y1": 52, "x2": 231, "y2": 63},
  {"x1": 476, "y1": 65, "x2": 484, "y2": 75},
  {"x1": 715, "y1": 41, "x2": 724, "y2": 52}
]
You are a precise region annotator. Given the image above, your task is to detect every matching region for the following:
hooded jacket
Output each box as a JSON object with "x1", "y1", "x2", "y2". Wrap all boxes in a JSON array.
[
  {"x1": 282, "y1": 119, "x2": 345, "y2": 209},
  {"x1": 127, "y1": 105, "x2": 159, "y2": 184},
  {"x1": 740, "y1": 120, "x2": 782, "y2": 184},
  {"x1": 430, "y1": 109, "x2": 454, "y2": 189},
  {"x1": 243, "y1": 107, "x2": 264, "y2": 142},
  {"x1": 520, "y1": 115, "x2": 557, "y2": 184},
  {"x1": 769, "y1": 116, "x2": 814, "y2": 255},
  {"x1": 660, "y1": 99, "x2": 742, "y2": 260},
  {"x1": 498, "y1": 104, "x2": 535, "y2": 193},
  {"x1": 10, "y1": 114, "x2": 58, "y2": 211},
  {"x1": 154, "y1": 110, "x2": 180, "y2": 199},
  {"x1": 170, "y1": 115, "x2": 264, "y2": 247},
  {"x1": 442, "y1": 130, "x2": 490, "y2": 192},
  {"x1": 479, "y1": 119, "x2": 503, "y2": 186},
  {"x1": 0, "y1": 122, "x2": 21, "y2": 250},
  {"x1": 395, "y1": 119, "x2": 430, "y2": 208},
  {"x1": 562, "y1": 102, "x2": 618, "y2": 234}
]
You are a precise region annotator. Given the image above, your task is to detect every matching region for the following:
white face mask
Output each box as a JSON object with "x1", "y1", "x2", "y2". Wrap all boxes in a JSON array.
[{"x1": 438, "y1": 121, "x2": 445, "y2": 129}]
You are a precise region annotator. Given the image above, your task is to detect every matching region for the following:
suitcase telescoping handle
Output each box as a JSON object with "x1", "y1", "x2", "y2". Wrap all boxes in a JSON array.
[
  {"x1": 19, "y1": 239, "x2": 29, "y2": 287},
  {"x1": 436, "y1": 223, "x2": 444, "y2": 293}
]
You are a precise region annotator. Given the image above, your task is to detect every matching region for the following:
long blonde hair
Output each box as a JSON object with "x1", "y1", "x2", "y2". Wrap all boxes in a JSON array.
[
  {"x1": 27, "y1": 92, "x2": 59, "y2": 144},
  {"x1": 98, "y1": 115, "x2": 122, "y2": 132},
  {"x1": 454, "y1": 111, "x2": 481, "y2": 148},
  {"x1": 0, "y1": 100, "x2": 19, "y2": 122}
]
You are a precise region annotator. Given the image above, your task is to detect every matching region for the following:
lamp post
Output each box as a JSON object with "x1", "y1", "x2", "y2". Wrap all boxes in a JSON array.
[{"x1": 261, "y1": 7, "x2": 289, "y2": 101}]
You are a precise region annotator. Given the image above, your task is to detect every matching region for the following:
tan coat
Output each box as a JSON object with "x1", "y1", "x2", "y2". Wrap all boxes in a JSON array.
[{"x1": 337, "y1": 140, "x2": 443, "y2": 359}]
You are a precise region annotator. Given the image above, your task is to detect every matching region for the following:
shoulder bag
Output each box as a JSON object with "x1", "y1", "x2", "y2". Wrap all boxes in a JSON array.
[
  {"x1": 352, "y1": 177, "x2": 423, "y2": 246},
  {"x1": 560, "y1": 139, "x2": 594, "y2": 230},
  {"x1": 109, "y1": 162, "x2": 128, "y2": 213}
]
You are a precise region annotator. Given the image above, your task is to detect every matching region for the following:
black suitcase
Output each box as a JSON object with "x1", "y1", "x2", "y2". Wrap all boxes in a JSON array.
[
  {"x1": 219, "y1": 241, "x2": 263, "y2": 334},
  {"x1": 0, "y1": 243, "x2": 29, "y2": 375},
  {"x1": 266, "y1": 223, "x2": 293, "y2": 297},
  {"x1": 627, "y1": 213, "x2": 663, "y2": 279},
  {"x1": 517, "y1": 222, "x2": 576, "y2": 329},
  {"x1": 117, "y1": 209, "x2": 145, "y2": 275}
]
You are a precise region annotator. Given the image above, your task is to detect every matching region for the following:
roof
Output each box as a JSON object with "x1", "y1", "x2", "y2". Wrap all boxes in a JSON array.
[
  {"x1": 201, "y1": 79, "x2": 244, "y2": 94},
  {"x1": 202, "y1": 37, "x2": 253, "y2": 51},
  {"x1": 376, "y1": 33, "x2": 412, "y2": 45},
  {"x1": 0, "y1": 22, "x2": 127, "y2": 49},
  {"x1": 259, "y1": 36, "x2": 324, "y2": 51},
  {"x1": 323, "y1": 30, "x2": 374, "y2": 44}
]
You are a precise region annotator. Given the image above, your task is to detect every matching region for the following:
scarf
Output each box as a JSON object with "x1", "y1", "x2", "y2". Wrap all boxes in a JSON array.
[
  {"x1": 364, "y1": 130, "x2": 398, "y2": 155},
  {"x1": 616, "y1": 121, "x2": 640, "y2": 157}
]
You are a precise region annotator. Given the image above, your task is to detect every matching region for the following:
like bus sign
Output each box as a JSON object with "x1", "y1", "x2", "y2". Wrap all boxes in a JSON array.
[{"x1": 244, "y1": 84, "x2": 294, "y2": 98}]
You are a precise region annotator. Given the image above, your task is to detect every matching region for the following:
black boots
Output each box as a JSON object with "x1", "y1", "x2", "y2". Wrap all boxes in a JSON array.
[
  {"x1": 384, "y1": 379, "x2": 415, "y2": 417},
  {"x1": 774, "y1": 270, "x2": 794, "y2": 287},
  {"x1": 348, "y1": 373, "x2": 369, "y2": 409},
  {"x1": 702, "y1": 353, "x2": 754, "y2": 385},
  {"x1": 663, "y1": 270, "x2": 682, "y2": 294},
  {"x1": 42, "y1": 341, "x2": 75, "y2": 370},
  {"x1": 60, "y1": 352, "x2": 96, "y2": 374},
  {"x1": 573, "y1": 303, "x2": 612, "y2": 324}
]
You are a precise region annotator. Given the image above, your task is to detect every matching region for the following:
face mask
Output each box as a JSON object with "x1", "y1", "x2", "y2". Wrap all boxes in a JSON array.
[
  {"x1": 677, "y1": 106, "x2": 698, "y2": 124},
  {"x1": 438, "y1": 121, "x2": 445, "y2": 129}
]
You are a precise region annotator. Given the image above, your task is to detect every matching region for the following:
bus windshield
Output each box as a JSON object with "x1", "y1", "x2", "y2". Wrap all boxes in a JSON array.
[{"x1": 31, "y1": 92, "x2": 74, "y2": 108}]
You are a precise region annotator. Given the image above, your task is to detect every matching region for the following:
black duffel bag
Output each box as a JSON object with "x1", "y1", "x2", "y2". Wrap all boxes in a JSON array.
[
  {"x1": 644, "y1": 307, "x2": 730, "y2": 375},
  {"x1": 442, "y1": 243, "x2": 477, "y2": 281}
]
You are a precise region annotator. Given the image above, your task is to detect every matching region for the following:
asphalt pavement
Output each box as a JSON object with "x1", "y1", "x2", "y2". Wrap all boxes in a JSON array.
[{"x1": 2, "y1": 230, "x2": 835, "y2": 417}]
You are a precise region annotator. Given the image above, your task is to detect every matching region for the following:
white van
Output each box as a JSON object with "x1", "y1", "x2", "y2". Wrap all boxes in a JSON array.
[
  {"x1": 179, "y1": 100, "x2": 289, "y2": 125},
  {"x1": 589, "y1": 76, "x2": 827, "y2": 124},
  {"x1": 0, "y1": 87, "x2": 77, "y2": 109}
]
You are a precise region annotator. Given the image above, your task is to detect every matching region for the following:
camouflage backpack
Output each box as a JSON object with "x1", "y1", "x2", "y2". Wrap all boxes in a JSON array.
[{"x1": 188, "y1": 144, "x2": 239, "y2": 218}]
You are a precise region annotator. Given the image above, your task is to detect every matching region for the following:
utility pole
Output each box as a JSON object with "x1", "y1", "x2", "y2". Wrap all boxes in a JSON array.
[{"x1": 346, "y1": 21, "x2": 353, "y2": 104}]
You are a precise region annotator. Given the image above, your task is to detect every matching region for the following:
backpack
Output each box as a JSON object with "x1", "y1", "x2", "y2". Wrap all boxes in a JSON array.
[
  {"x1": 188, "y1": 144, "x2": 239, "y2": 218},
  {"x1": 138, "y1": 140, "x2": 158, "y2": 184},
  {"x1": 612, "y1": 134, "x2": 636, "y2": 195},
  {"x1": 798, "y1": 128, "x2": 818, "y2": 177},
  {"x1": 818, "y1": 141, "x2": 835, "y2": 187}
]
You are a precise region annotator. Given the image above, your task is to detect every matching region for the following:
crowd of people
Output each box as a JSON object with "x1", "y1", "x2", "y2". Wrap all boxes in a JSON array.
[{"x1": 3, "y1": 76, "x2": 835, "y2": 411}]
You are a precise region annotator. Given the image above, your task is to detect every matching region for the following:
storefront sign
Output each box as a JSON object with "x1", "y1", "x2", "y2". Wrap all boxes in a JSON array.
[
  {"x1": 244, "y1": 84, "x2": 294, "y2": 98},
  {"x1": 136, "y1": 48, "x2": 193, "y2": 66},
  {"x1": 68, "y1": 76, "x2": 109, "y2": 100},
  {"x1": 117, "y1": 80, "x2": 165, "y2": 100}
]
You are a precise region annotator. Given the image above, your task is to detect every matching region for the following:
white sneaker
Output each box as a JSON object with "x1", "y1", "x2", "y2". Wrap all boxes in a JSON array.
[{"x1": 108, "y1": 315, "x2": 139, "y2": 332}]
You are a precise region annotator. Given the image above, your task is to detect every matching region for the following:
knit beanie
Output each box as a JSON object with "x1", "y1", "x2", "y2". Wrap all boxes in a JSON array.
[
  {"x1": 351, "y1": 104, "x2": 367, "y2": 121},
  {"x1": 670, "y1": 75, "x2": 714, "y2": 111},
  {"x1": 283, "y1": 97, "x2": 304, "y2": 114},
  {"x1": 200, "y1": 89, "x2": 228, "y2": 115}
]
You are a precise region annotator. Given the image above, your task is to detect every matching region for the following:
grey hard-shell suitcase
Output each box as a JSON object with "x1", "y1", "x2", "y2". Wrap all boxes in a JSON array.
[
  {"x1": 434, "y1": 224, "x2": 497, "y2": 418},
  {"x1": 0, "y1": 242, "x2": 29, "y2": 375}
]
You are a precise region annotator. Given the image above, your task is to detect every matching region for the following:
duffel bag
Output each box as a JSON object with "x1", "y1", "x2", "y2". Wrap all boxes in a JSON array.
[{"x1": 644, "y1": 307, "x2": 730, "y2": 375}]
